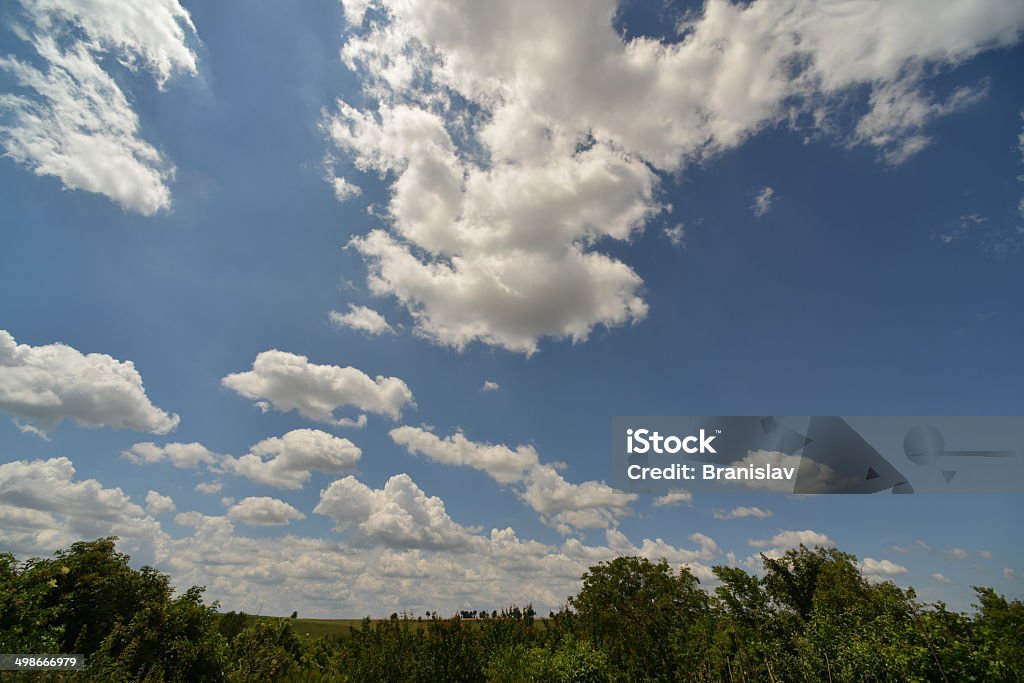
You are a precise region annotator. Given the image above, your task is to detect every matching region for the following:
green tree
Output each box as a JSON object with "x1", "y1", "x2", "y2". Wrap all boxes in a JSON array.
[
  {"x1": 89, "y1": 585, "x2": 227, "y2": 682},
  {"x1": 567, "y1": 555, "x2": 708, "y2": 680}
]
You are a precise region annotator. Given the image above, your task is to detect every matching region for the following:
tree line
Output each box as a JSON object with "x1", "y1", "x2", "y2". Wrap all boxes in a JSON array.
[{"x1": 1, "y1": 537, "x2": 1022, "y2": 681}]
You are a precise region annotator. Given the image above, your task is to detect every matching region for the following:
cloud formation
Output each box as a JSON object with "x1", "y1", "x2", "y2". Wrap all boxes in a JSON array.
[
  {"x1": 122, "y1": 442, "x2": 220, "y2": 468},
  {"x1": 222, "y1": 349, "x2": 414, "y2": 425},
  {"x1": 330, "y1": 0, "x2": 1024, "y2": 353},
  {"x1": 0, "y1": 0, "x2": 198, "y2": 214},
  {"x1": 0, "y1": 457, "x2": 165, "y2": 562},
  {"x1": 389, "y1": 427, "x2": 636, "y2": 532},
  {"x1": 651, "y1": 491, "x2": 693, "y2": 508},
  {"x1": 227, "y1": 497, "x2": 306, "y2": 527},
  {"x1": 713, "y1": 506, "x2": 772, "y2": 520},
  {"x1": 145, "y1": 490, "x2": 176, "y2": 516},
  {"x1": 0, "y1": 330, "x2": 179, "y2": 436},
  {"x1": 752, "y1": 187, "x2": 775, "y2": 218},
  {"x1": 329, "y1": 305, "x2": 395, "y2": 336},
  {"x1": 226, "y1": 429, "x2": 362, "y2": 490},
  {"x1": 314, "y1": 473, "x2": 480, "y2": 550}
]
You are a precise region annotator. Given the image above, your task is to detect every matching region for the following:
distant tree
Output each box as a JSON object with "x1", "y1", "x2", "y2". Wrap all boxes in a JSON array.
[{"x1": 290, "y1": 610, "x2": 298, "y2": 619}]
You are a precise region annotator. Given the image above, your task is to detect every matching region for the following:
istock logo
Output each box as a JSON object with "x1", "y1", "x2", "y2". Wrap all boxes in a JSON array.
[{"x1": 626, "y1": 428, "x2": 717, "y2": 454}]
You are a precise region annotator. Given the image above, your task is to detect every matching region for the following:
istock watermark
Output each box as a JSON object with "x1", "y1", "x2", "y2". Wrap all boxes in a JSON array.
[{"x1": 611, "y1": 416, "x2": 1024, "y2": 495}]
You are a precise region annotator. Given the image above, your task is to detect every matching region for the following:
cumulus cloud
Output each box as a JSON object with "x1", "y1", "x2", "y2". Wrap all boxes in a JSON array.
[
  {"x1": 329, "y1": 304, "x2": 394, "y2": 336},
  {"x1": 314, "y1": 473, "x2": 480, "y2": 550},
  {"x1": 226, "y1": 429, "x2": 362, "y2": 490},
  {"x1": 389, "y1": 427, "x2": 636, "y2": 532},
  {"x1": 0, "y1": 456, "x2": 728, "y2": 617},
  {"x1": 862, "y1": 557, "x2": 908, "y2": 576},
  {"x1": 195, "y1": 481, "x2": 222, "y2": 494},
  {"x1": 389, "y1": 426, "x2": 538, "y2": 485},
  {"x1": 0, "y1": 457, "x2": 164, "y2": 562},
  {"x1": 748, "y1": 529, "x2": 833, "y2": 550},
  {"x1": 222, "y1": 349, "x2": 413, "y2": 425},
  {"x1": 227, "y1": 497, "x2": 305, "y2": 527},
  {"x1": 1004, "y1": 568, "x2": 1017, "y2": 580},
  {"x1": 713, "y1": 506, "x2": 772, "y2": 520},
  {"x1": 519, "y1": 463, "x2": 637, "y2": 534},
  {"x1": 932, "y1": 572, "x2": 952, "y2": 584},
  {"x1": 0, "y1": 330, "x2": 179, "y2": 436},
  {"x1": 0, "y1": 0, "x2": 198, "y2": 214},
  {"x1": 122, "y1": 441, "x2": 220, "y2": 468},
  {"x1": 481, "y1": 380, "x2": 499, "y2": 392},
  {"x1": 145, "y1": 490, "x2": 176, "y2": 516},
  {"x1": 751, "y1": 187, "x2": 775, "y2": 218},
  {"x1": 652, "y1": 491, "x2": 693, "y2": 508},
  {"x1": 329, "y1": 0, "x2": 1023, "y2": 353}
]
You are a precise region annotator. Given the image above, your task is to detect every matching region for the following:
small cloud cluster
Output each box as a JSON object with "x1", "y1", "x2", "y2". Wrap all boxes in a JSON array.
[
  {"x1": 751, "y1": 187, "x2": 775, "y2": 218},
  {"x1": 329, "y1": 305, "x2": 394, "y2": 336},
  {"x1": 713, "y1": 506, "x2": 772, "y2": 520},
  {"x1": 652, "y1": 491, "x2": 693, "y2": 508}
]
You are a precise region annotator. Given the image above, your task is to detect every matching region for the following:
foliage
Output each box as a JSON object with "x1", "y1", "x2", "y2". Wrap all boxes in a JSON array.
[{"x1": 1, "y1": 538, "x2": 1022, "y2": 682}]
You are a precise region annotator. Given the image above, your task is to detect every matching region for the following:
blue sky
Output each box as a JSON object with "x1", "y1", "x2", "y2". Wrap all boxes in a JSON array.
[{"x1": 1, "y1": 0, "x2": 1022, "y2": 616}]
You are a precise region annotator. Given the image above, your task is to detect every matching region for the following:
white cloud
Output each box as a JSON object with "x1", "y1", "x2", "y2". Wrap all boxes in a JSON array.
[
  {"x1": 195, "y1": 481, "x2": 222, "y2": 494},
  {"x1": 979, "y1": 550, "x2": 992, "y2": 559},
  {"x1": 227, "y1": 497, "x2": 305, "y2": 527},
  {"x1": 652, "y1": 491, "x2": 693, "y2": 508},
  {"x1": 314, "y1": 473, "x2": 480, "y2": 550},
  {"x1": 331, "y1": 176, "x2": 363, "y2": 202},
  {"x1": 329, "y1": 0, "x2": 1022, "y2": 353},
  {"x1": 1004, "y1": 568, "x2": 1017, "y2": 580},
  {"x1": 0, "y1": 457, "x2": 165, "y2": 562},
  {"x1": 145, "y1": 490, "x2": 176, "y2": 516},
  {"x1": 0, "y1": 330, "x2": 179, "y2": 435},
  {"x1": 852, "y1": 77, "x2": 987, "y2": 166},
  {"x1": 0, "y1": 0, "x2": 198, "y2": 214},
  {"x1": 713, "y1": 506, "x2": 772, "y2": 520},
  {"x1": 0, "y1": 457, "x2": 726, "y2": 617},
  {"x1": 329, "y1": 304, "x2": 394, "y2": 336},
  {"x1": 518, "y1": 463, "x2": 637, "y2": 534},
  {"x1": 389, "y1": 427, "x2": 636, "y2": 533},
  {"x1": 946, "y1": 547, "x2": 970, "y2": 560},
  {"x1": 222, "y1": 349, "x2": 414, "y2": 424},
  {"x1": 862, "y1": 557, "x2": 908, "y2": 576},
  {"x1": 226, "y1": 429, "x2": 362, "y2": 490},
  {"x1": 748, "y1": 529, "x2": 833, "y2": 550},
  {"x1": 751, "y1": 186, "x2": 775, "y2": 218},
  {"x1": 122, "y1": 441, "x2": 220, "y2": 468},
  {"x1": 481, "y1": 380, "x2": 499, "y2": 392},
  {"x1": 663, "y1": 224, "x2": 685, "y2": 248},
  {"x1": 389, "y1": 426, "x2": 537, "y2": 485},
  {"x1": 932, "y1": 572, "x2": 952, "y2": 584}
]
